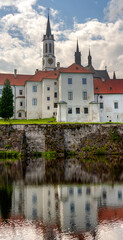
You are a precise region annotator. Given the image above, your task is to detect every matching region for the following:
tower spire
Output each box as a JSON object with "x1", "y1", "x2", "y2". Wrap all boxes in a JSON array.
[
  {"x1": 88, "y1": 48, "x2": 92, "y2": 66},
  {"x1": 75, "y1": 40, "x2": 81, "y2": 65},
  {"x1": 46, "y1": 13, "x2": 51, "y2": 37},
  {"x1": 76, "y1": 40, "x2": 79, "y2": 52},
  {"x1": 113, "y1": 71, "x2": 116, "y2": 79}
]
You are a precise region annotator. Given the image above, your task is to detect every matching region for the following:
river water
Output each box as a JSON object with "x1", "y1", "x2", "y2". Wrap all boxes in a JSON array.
[{"x1": 0, "y1": 156, "x2": 123, "y2": 240}]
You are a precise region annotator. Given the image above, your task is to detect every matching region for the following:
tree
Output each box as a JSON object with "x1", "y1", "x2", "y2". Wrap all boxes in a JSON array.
[{"x1": 0, "y1": 79, "x2": 14, "y2": 120}]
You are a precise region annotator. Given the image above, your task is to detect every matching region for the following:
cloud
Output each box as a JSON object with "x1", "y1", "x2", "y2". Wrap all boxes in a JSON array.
[
  {"x1": 0, "y1": 0, "x2": 37, "y2": 10},
  {"x1": 104, "y1": 0, "x2": 123, "y2": 21},
  {"x1": 0, "y1": 1, "x2": 122, "y2": 79}
]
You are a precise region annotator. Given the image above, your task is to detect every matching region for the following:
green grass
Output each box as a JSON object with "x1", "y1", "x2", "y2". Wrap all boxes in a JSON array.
[{"x1": 0, "y1": 118, "x2": 123, "y2": 125}]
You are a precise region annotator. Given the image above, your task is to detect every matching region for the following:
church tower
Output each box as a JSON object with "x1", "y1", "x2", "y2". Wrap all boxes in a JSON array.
[
  {"x1": 42, "y1": 14, "x2": 56, "y2": 71},
  {"x1": 75, "y1": 40, "x2": 81, "y2": 65}
]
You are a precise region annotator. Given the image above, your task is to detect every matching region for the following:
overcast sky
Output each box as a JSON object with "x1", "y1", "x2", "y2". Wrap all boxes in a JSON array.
[{"x1": 0, "y1": 0, "x2": 122, "y2": 78}]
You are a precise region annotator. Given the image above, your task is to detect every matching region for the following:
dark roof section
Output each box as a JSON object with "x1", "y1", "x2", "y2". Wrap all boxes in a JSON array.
[
  {"x1": 46, "y1": 13, "x2": 51, "y2": 37},
  {"x1": 94, "y1": 70, "x2": 110, "y2": 79},
  {"x1": 85, "y1": 49, "x2": 110, "y2": 79},
  {"x1": 43, "y1": 14, "x2": 54, "y2": 41},
  {"x1": 75, "y1": 40, "x2": 81, "y2": 66},
  {"x1": 88, "y1": 49, "x2": 92, "y2": 66},
  {"x1": 86, "y1": 65, "x2": 110, "y2": 79}
]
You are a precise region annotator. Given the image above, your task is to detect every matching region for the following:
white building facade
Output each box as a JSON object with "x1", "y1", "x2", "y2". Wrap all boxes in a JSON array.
[{"x1": 0, "y1": 15, "x2": 122, "y2": 122}]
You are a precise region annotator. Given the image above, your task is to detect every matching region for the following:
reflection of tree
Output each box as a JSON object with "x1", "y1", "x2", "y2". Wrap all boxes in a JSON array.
[{"x1": 0, "y1": 185, "x2": 13, "y2": 220}]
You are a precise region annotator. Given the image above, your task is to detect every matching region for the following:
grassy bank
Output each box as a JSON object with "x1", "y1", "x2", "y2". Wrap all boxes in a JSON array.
[{"x1": 0, "y1": 118, "x2": 122, "y2": 125}]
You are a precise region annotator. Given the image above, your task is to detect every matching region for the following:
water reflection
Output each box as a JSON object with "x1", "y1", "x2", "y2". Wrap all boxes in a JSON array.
[
  {"x1": 0, "y1": 156, "x2": 122, "y2": 239},
  {"x1": 0, "y1": 182, "x2": 123, "y2": 239},
  {"x1": 25, "y1": 156, "x2": 123, "y2": 184}
]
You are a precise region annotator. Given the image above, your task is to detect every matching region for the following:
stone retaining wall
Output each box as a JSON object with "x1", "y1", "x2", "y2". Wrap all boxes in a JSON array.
[{"x1": 0, "y1": 124, "x2": 123, "y2": 154}]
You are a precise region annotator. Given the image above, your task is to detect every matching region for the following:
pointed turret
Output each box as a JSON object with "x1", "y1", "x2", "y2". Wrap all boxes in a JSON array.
[
  {"x1": 46, "y1": 13, "x2": 51, "y2": 37},
  {"x1": 88, "y1": 49, "x2": 92, "y2": 66},
  {"x1": 75, "y1": 40, "x2": 81, "y2": 65},
  {"x1": 42, "y1": 13, "x2": 56, "y2": 71},
  {"x1": 113, "y1": 71, "x2": 116, "y2": 79}
]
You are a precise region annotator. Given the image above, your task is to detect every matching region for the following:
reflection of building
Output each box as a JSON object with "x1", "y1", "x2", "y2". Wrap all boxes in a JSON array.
[
  {"x1": 58, "y1": 185, "x2": 98, "y2": 232},
  {"x1": 24, "y1": 185, "x2": 60, "y2": 225},
  {"x1": 11, "y1": 181, "x2": 24, "y2": 217},
  {"x1": 10, "y1": 182, "x2": 123, "y2": 238}
]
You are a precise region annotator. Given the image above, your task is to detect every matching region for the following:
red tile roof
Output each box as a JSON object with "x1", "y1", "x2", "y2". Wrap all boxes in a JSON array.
[
  {"x1": 94, "y1": 78, "x2": 123, "y2": 94},
  {"x1": 0, "y1": 73, "x2": 32, "y2": 86},
  {"x1": 29, "y1": 70, "x2": 59, "y2": 82},
  {"x1": 60, "y1": 63, "x2": 92, "y2": 74}
]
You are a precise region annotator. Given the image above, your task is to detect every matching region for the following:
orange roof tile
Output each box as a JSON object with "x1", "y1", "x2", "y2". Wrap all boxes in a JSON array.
[
  {"x1": 94, "y1": 78, "x2": 123, "y2": 94},
  {"x1": 0, "y1": 73, "x2": 32, "y2": 86},
  {"x1": 60, "y1": 63, "x2": 93, "y2": 74},
  {"x1": 29, "y1": 70, "x2": 59, "y2": 82}
]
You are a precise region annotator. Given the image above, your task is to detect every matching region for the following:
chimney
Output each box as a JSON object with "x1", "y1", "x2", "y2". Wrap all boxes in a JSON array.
[
  {"x1": 14, "y1": 69, "x2": 17, "y2": 78},
  {"x1": 57, "y1": 62, "x2": 60, "y2": 70}
]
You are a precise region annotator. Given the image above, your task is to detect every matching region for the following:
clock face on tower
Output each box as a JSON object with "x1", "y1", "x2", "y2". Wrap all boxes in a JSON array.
[{"x1": 48, "y1": 58, "x2": 53, "y2": 65}]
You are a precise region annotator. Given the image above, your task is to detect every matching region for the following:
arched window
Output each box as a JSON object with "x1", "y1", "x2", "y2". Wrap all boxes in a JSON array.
[
  {"x1": 45, "y1": 43, "x2": 47, "y2": 53},
  {"x1": 49, "y1": 43, "x2": 52, "y2": 53}
]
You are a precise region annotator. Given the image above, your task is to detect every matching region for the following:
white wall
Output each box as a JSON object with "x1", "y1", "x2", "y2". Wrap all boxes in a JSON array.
[
  {"x1": 26, "y1": 82, "x2": 42, "y2": 119},
  {"x1": 42, "y1": 79, "x2": 58, "y2": 118},
  {"x1": 95, "y1": 94, "x2": 123, "y2": 122},
  {"x1": 58, "y1": 73, "x2": 95, "y2": 122}
]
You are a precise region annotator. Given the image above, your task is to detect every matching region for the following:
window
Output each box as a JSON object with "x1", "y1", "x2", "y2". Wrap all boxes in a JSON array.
[
  {"x1": 54, "y1": 103, "x2": 57, "y2": 108},
  {"x1": 69, "y1": 188, "x2": 74, "y2": 195},
  {"x1": 76, "y1": 108, "x2": 80, "y2": 114},
  {"x1": 85, "y1": 202, "x2": 90, "y2": 212},
  {"x1": 86, "y1": 187, "x2": 91, "y2": 195},
  {"x1": 32, "y1": 208, "x2": 37, "y2": 219},
  {"x1": 118, "y1": 191, "x2": 122, "y2": 200},
  {"x1": 68, "y1": 78, "x2": 72, "y2": 84},
  {"x1": 84, "y1": 108, "x2": 88, "y2": 114},
  {"x1": 47, "y1": 97, "x2": 50, "y2": 101},
  {"x1": 47, "y1": 87, "x2": 50, "y2": 91},
  {"x1": 70, "y1": 203, "x2": 75, "y2": 213},
  {"x1": 49, "y1": 43, "x2": 52, "y2": 53},
  {"x1": 54, "y1": 82, "x2": 57, "y2": 85},
  {"x1": 19, "y1": 90, "x2": 23, "y2": 95},
  {"x1": 32, "y1": 194, "x2": 37, "y2": 204},
  {"x1": 82, "y1": 78, "x2": 87, "y2": 84},
  {"x1": 45, "y1": 43, "x2": 47, "y2": 53},
  {"x1": 54, "y1": 92, "x2": 57, "y2": 98},
  {"x1": 78, "y1": 188, "x2": 82, "y2": 195},
  {"x1": 102, "y1": 191, "x2": 107, "y2": 199},
  {"x1": 33, "y1": 86, "x2": 37, "y2": 92},
  {"x1": 83, "y1": 91, "x2": 87, "y2": 100},
  {"x1": 0, "y1": 89, "x2": 2, "y2": 94},
  {"x1": 100, "y1": 102, "x2": 103, "y2": 109},
  {"x1": 68, "y1": 92, "x2": 73, "y2": 100},
  {"x1": 114, "y1": 102, "x2": 118, "y2": 109},
  {"x1": 47, "y1": 106, "x2": 50, "y2": 110},
  {"x1": 68, "y1": 108, "x2": 72, "y2": 114},
  {"x1": 32, "y1": 98, "x2": 37, "y2": 105},
  {"x1": 18, "y1": 112, "x2": 22, "y2": 118},
  {"x1": 20, "y1": 101, "x2": 23, "y2": 106}
]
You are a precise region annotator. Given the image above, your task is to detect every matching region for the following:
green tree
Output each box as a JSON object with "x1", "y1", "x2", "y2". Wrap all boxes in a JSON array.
[{"x1": 0, "y1": 79, "x2": 14, "y2": 120}]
